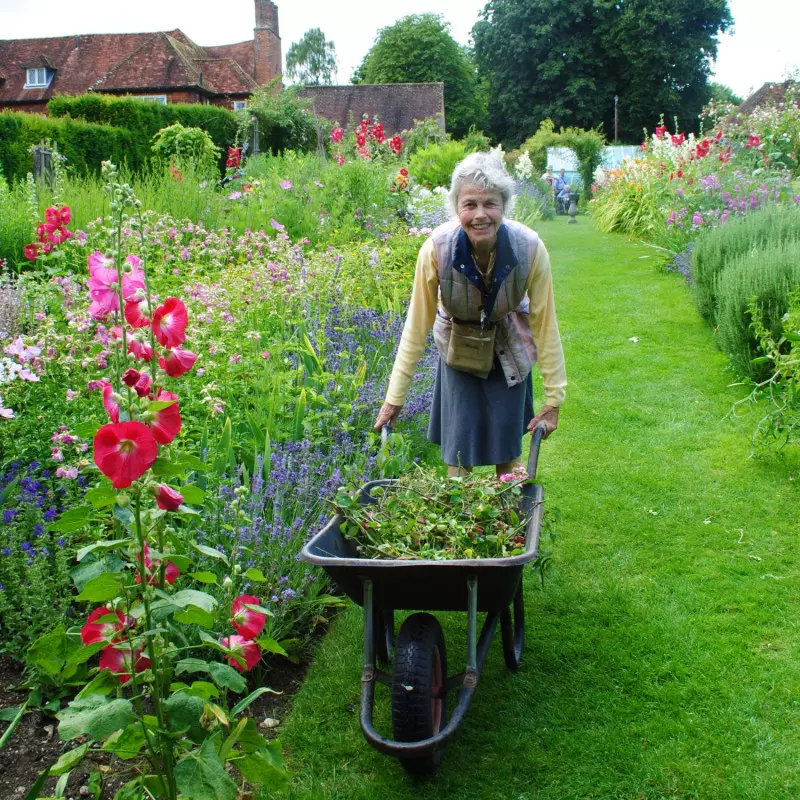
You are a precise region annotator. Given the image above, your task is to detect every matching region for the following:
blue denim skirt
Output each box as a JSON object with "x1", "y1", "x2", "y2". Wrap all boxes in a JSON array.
[{"x1": 427, "y1": 356, "x2": 534, "y2": 467}]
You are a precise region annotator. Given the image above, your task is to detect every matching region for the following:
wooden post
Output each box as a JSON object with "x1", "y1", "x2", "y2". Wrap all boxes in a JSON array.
[{"x1": 33, "y1": 140, "x2": 54, "y2": 188}]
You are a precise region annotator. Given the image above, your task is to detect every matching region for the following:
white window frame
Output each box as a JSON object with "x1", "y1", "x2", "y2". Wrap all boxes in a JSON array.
[
  {"x1": 137, "y1": 95, "x2": 168, "y2": 105},
  {"x1": 25, "y1": 67, "x2": 50, "y2": 88},
  {"x1": 233, "y1": 100, "x2": 247, "y2": 111}
]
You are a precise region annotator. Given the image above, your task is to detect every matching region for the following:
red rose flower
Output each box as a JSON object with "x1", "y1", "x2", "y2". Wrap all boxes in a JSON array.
[
  {"x1": 159, "y1": 347, "x2": 198, "y2": 378},
  {"x1": 149, "y1": 390, "x2": 181, "y2": 445},
  {"x1": 151, "y1": 297, "x2": 188, "y2": 349},
  {"x1": 231, "y1": 594, "x2": 267, "y2": 639},
  {"x1": 94, "y1": 421, "x2": 158, "y2": 489},
  {"x1": 221, "y1": 635, "x2": 261, "y2": 672}
]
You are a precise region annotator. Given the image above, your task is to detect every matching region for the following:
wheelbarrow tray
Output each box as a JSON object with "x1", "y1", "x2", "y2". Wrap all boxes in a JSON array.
[{"x1": 301, "y1": 478, "x2": 544, "y2": 613}]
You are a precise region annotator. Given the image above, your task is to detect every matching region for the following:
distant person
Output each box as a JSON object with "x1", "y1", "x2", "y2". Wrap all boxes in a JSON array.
[
  {"x1": 553, "y1": 168, "x2": 570, "y2": 213},
  {"x1": 541, "y1": 167, "x2": 553, "y2": 186}
]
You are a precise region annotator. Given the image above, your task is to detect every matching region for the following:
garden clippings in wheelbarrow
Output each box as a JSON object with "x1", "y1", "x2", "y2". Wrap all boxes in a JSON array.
[{"x1": 331, "y1": 463, "x2": 535, "y2": 561}]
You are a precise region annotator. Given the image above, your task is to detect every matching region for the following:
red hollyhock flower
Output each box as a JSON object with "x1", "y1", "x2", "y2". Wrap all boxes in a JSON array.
[
  {"x1": 125, "y1": 299, "x2": 149, "y2": 328},
  {"x1": 133, "y1": 372, "x2": 153, "y2": 398},
  {"x1": 655, "y1": 125, "x2": 668, "y2": 137},
  {"x1": 45, "y1": 206, "x2": 71, "y2": 227},
  {"x1": 99, "y1": 642, "x2": 150, "y2": 684},
  {"x1": 94, "y1": 421, "x2": 158, "y2": 489},
  {"x1": 149, "y1": 390, "x2": 181, "y2": 445},
  {"x1": 151, "y1": 297, "x2": 188, "y2": 348},
  {"x1": 231, "y1": 594, "x2": 267, "y2": 639},
  {"x1": 670, "y1": 133, "x2": 686, "y2": 146},
  {"x1": 400, "y1": 168, "x2": 408, "y2": 177},
  {"x1": 81, "y1": 607, "x2": 126, "y2": 645},
  {"x1": 135, "y1": 542, "x2": 181, "y2": 584},
  {"x1": 745, "y1": 134, "x2": 762, "y2": 149},
  {"x1": 122, "y1": 368, "x2": 141, "y2": 388},
  {"x1": 158, "y1": 347, "x2": 198, "y2": 378},
  {"x1": 100, "y1": 380, "x2": 121, "y2": 423},
  {"x1": 155, "y1": 483, "x2": 183, "y2": 511},
  {"x1": 128, "y1": 338, "x2": 154, "y2": 362},
  {"x1": 24, "y1": 244, "x2": 38, "y2": 260},
  {"x1": 221, "y1": 635, "x2": 261, "y2": 672}
]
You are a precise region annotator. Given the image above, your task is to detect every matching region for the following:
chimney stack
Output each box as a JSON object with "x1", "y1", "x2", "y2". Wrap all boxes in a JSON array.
[{"x1": 253, "y1": 0, "x2": 281, "y2": 88}]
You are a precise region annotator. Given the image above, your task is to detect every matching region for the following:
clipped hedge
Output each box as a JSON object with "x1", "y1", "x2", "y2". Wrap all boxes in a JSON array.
[
  {"x1": 714, "y1": 239, "x2": 800, "y2": 378},
  {"x1": 692, "y1": 204, "x2": 800, "y2": 322},
  {"x1": 48, "y1": 94, "x2": 238, "y2": 171},
  {"x1": 0, "y1": 111, "x2": 138, "y2": 184}
]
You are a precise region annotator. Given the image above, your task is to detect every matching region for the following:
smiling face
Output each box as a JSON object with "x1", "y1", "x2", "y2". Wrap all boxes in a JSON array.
[{"x1": 456, "y1": 185, "x2": 504, "y2": 251}]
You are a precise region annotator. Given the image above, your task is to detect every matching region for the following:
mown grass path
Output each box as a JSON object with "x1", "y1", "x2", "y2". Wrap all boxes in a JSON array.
[{"x1": 268, "y1": 220, "x2": 800, "y2": 800}]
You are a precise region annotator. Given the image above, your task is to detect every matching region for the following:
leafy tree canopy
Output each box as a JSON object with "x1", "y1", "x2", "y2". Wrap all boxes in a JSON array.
[
  {"x1": 473, "y1": 0, "x2": 732, "y2": 145},
  {"x1": 353, "y1": 13, "x2": 487, "y2": 138},
  {"x1": 285, "y1": 28, "x2": 337, "y2": 86},
  {"x1": 709, "y1": 81, "x2": 743, "y2": 106}
]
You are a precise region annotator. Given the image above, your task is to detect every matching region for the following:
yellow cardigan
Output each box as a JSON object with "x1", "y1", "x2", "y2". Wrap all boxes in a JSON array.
[{"x1": 385, "y1": 233, "x2": 567, "y2": 408}]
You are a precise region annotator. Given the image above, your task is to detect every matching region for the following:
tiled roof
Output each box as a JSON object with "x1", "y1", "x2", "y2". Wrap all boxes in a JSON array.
[
  {"x1": 0, "y1": 29, "x2": 260, "y2": 104},
  {"x1": 204, "y1": 41, "x2": 255, "y2": 81},
  {"x1": 738, "y1": 81, "x2": 800, "y2": 115}
]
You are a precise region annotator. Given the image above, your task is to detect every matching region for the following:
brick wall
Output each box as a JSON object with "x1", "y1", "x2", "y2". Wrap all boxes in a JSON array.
[{"x1": 298, "y1": 83, "x2": 445, "y2": 136}]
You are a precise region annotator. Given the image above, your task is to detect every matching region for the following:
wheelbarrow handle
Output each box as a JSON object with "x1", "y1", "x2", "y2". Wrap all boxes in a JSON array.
[{"x1": 526, "y1": 422, "x2": 548, "y2": 480}]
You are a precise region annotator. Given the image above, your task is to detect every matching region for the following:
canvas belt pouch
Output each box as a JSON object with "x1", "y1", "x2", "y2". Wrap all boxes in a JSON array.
[{"x1": 446, "y1": 319, "x2": 496, "y2": 379}]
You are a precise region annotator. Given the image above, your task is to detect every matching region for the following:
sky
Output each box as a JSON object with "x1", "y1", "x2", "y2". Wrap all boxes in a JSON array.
[{"x1": 1, "y1": 0, "x2": 798, "y2": 100}]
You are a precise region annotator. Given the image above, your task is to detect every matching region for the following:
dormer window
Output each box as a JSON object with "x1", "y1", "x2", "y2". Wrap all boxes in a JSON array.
[{"x1": 25, "y1": 67, "x2": 50, "y2": 88}]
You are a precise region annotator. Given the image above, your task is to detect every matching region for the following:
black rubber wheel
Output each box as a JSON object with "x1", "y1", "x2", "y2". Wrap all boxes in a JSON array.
[
  {"x1": 500, "y1": 579, "x2": 525, "y2": 671},
  {"x1": 373, "y1": 607, "x2": 395, "y2": 666},
  {"x1": 391, "y1": 613, "x2": 448, "y2": 775}
]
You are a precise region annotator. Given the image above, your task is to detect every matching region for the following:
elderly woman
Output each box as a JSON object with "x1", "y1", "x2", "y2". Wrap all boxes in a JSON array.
[{"x1": 374, "y1": 152, "x2": 566, "y2": 476}]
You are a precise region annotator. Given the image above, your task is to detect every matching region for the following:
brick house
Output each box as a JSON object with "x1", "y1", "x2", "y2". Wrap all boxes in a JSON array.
[{"x1": 0, "y1": 0, "x2": 281, "y2": 114}]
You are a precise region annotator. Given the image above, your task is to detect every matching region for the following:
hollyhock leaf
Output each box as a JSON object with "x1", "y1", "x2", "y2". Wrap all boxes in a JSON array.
[
  {"x1": 73, "y1": 420, "x2": 101, "y2": 439},
  {"x1": 76, "y1": 573, "x2": 124, "y2": 602},
  {"x1": 177, "y1": 504, "x2": 200, "y2": 516},
  {"x1": 76, "y1": 539, "x2": 131, "y2": 562},
  {"x1": 170, "y1": 589, "x2": 217, "y2": 613},
  {"x1": 243, "y1": 567, "x2": 267, "y2": 582},
  {"x1": 49, "y1": 742, "x2": 91, "y2": 776},
  {"x1": 174, "y1": 738, "x2": 238, "y2": 800},
  {"x1": 85, "y1": 485, "x2": 118, "y2": 509},
  {"x1": 74, "y1": 669, "x2": 119, "y2": 701},
  {"x1": 208, "y1": 662, "x2": 247, "y2": 693},
  {"x1": 229, "y1": 686, "x2": 280, "y2": 718},
  {"x1": 57, "y1": 695, "x2": 134, "y2": 742},
  {"x1": 27, "y1": 626, "x2": 69, "y2": 676},
  {"x1": 180, "y1": 485, "x2": 205, "y2": 504},
  {"x1": 102, "y1": 723, "x2": 147, "y2": 760},
  {"x1": 174, "y1": 658, "x2": 213, "y2": 677},
  {"x1": 241, "y1": 603, "x2": 273, "y2": 616},
  {"x1": 236, "y1": 748, "x2": 288, "y2": 790},
  {"x1": 164, "y1": 693, "x2": 207, "y2": 743},
  {"x1": 149, "y1": 400, "x2": 180, "y2": 411},
  {"x1": 113, "y1": 505, "x2": 137, "y2": 533},
  {"x1": 174, "y1": 606, "x2": 214, "y2": 627},
  {"x1": 49, "y1": 505, "x2": 94, "y2": 533},
  {"x1": 189, "y1": 571, "x2": 218, "y2": 585},
  {"x1": 192, "y1": 543, "x2": 230, "y2": 565},
  {"x1": 254, "y1": 636, "x2": 288, "y2": 658},
  {"x1": 150, "y1": 458, "x2": 189, "y2": 478}
]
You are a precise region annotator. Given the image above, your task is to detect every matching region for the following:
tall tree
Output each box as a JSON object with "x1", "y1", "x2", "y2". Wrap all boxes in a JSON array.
[
  {"x1": 709, "y1": 82, "x2": 743, "y2": 106},
  {"x1": 473, "y1": 0, "x2": 732, "y2": 145},
  {"x1": 354, "y1": 14, "x2": 487, "y2": 138},
  {"x1": 285, "y1": 28, "x2": 337, "y2": 86}
]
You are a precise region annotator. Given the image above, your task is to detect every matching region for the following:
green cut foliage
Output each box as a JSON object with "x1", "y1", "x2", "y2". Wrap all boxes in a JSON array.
[{"x1": 408, "y1": 140, "x2": 467, "y2": 189}]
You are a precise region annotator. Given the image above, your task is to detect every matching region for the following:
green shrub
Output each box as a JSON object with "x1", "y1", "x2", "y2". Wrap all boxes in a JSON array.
[
  {"x1": 460, "y1": 125, "x2": 492, "y2": 154},
  {"x1": 520, "y1": 119, "x2": 560, "y2": 174},
  {"x1": 238, "y1": 84, "x2": 319, "y2": 156},
  {"x1": 0, "y1": 111, "x2": 137, "y2": 184},
  {"x1": 401, "y1": 117, "x2": 450, "y2": 157},
  {"x1": 714, "y1": 239, "x2": 800, "y2": 377},
  {"x1": 693, "y1": 204, "x2": 800, "y2": 322},
  {"x1": 151, "y1": 122, "x2": 221, "y2": 178},
  {"x1": 408, "y1": 140, "x2": 467, "y2": 189}
]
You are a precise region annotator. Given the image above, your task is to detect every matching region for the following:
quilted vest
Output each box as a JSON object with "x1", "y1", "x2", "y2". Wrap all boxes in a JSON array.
[{"x1": 431, "y1": 219, "x2": 539, "y2": 388}]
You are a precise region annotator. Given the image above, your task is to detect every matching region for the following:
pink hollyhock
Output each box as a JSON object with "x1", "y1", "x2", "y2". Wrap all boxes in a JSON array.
[
  {"x1": 124, "y1": 299, "x2": 149, "y2": 328},
  {"x1": 221, "y1": 635, "x2": 261, "y2": 672},
  {"x1": 745, "y1": 134, "x2": 762, "y2": 148},
  {"x1": 81, "y1": 607, "x2": 126, "y2": 645},
  {"x1": 149, "y1": 389, "x2": 181, "y2": 444},
  {"x1": 123, "y1": 255, "x2": 146, "y2": 296},
  {"x1": 135, "y1": 542, "x2": 180, "y2": 584},
  {"x1": 45, "y1": 206, "x2": 71, "y2": 227},
  {"x1": 155, "y1": 483, "x2": 183, "y2": 511},
  {"x1": 128, "y1": 338, "x2": 154, "y2": 363},
  {"x1": 94, "y1": 421, "x2": 158, "y2": 488},
  {"x1": 670, "y1": 133, "x2": 685, "y2": 146},
  {"x1": 24, "y1": 244, "x2": 38, "y2": 260},
  {"x1": 655, "y1": 125, "x2": 667, "y2": 137},
  {"x1": 100, "y1": 380, "x2": 120, "y2": 423},
  {"x1": 99, "y1": 642, "x2": 150, "y2": 684},
  {"x1": 159, "y1": 347, "x2": 198, "y2": 378},
  {"x1": 151, "y1": 297, "x2": 188, "y2": 348},
  {"x1": 231, "y1": 594, "x2": 267, "y2": 639}
]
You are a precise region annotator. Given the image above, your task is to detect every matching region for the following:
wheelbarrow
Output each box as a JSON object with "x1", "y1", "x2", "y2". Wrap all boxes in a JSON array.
[{"x1": 301, "y1": 423, "x2": 547, "y2": 775}]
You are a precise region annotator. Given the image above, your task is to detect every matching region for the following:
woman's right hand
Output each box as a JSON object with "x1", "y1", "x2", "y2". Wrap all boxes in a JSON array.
[{"x1": 374, "y1": 402, "x2": 403, "y2": 431}]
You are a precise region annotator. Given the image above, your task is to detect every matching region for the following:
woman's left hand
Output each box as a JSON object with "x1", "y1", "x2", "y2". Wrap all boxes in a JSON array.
[{"x1": 528, "y1": 405, "x2": 559, "y2": 438}]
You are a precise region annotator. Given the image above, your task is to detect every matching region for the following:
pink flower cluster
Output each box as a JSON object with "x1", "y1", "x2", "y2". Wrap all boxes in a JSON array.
[
  {"x1": 221, "y1": 594, "x2": 267, "y2": 672},
  {"x1": 24, "y1": 206, "x2": 72, "y2": 260}
]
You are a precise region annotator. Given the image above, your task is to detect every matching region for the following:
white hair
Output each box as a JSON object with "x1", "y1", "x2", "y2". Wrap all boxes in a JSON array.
[{"x1": 447, "y1": 151, "x2": 516, "y2": 217}]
